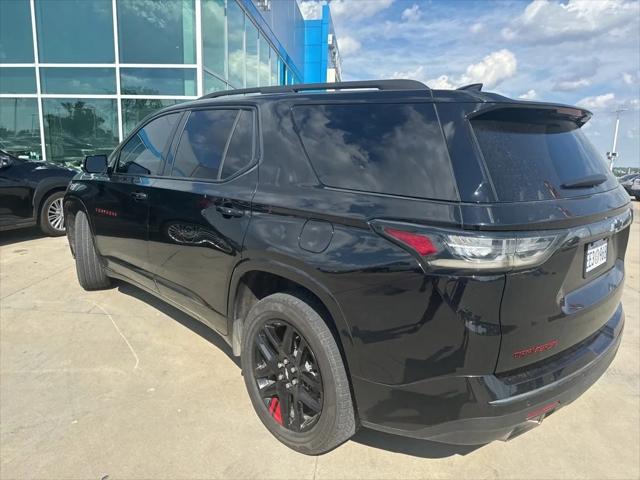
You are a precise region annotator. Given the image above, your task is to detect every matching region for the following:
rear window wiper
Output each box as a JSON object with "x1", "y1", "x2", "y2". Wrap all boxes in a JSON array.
[{"x1": 561, "y1": 174, "x2": 608, "y2": 189}]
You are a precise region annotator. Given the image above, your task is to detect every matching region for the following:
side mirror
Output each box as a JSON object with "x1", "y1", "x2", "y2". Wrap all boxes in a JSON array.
[
  {"x1": 0, "y1": 154, "x2": 13, "y2": 169},
  {"x1": 83, "y1": 154, "x2": 108, "y2": 173}
]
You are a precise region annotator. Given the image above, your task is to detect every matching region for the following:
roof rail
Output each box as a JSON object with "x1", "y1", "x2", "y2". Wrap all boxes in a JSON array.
[
  {"x1": 199, "y1": 79, "x2": 429, "y2": 100},
  {"x1": 457, "y1": 83, "x2": 483, "y2": 92}
]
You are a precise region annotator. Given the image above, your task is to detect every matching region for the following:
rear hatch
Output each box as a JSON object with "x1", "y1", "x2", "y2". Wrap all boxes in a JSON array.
[
  {"x1": 467, "y1": 105, "x2": 632, "y2": 372},
  {"x1": 294, "y1": 98, "x2": 631, "y2": 375}
]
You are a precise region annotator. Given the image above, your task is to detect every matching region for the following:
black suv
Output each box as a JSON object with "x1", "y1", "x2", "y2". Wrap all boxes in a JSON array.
[{"x1": 64, "y1": 80, "x2": 631, "y2": 455}]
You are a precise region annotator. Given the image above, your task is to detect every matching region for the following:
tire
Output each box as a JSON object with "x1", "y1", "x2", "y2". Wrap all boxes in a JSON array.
[
  {"x1": 74, "y1": 211, "x2": 111, "y2": 290},
  {"x1": 39, "y1": 191, "x2": 66, "y2": 236},
  {"x1": 241, "y1": 292, "x2": 356, "y2": 455}
]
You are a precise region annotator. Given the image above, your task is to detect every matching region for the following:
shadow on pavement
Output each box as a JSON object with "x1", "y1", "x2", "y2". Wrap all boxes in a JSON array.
[
  {"x1": 116, "y1": 282, "x2": 240, "y2": 369},
  {"x1": 351, "y1": 428, "x2": 481, "y2": 458},
  {"x1": 118, "y1": 281, "x2": 482, "y2": 458},
  {"x1": 0, "y1": 227, "x2": 46, "y2": 247}
]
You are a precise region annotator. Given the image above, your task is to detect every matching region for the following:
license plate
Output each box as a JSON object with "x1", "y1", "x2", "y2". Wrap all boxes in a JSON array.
[{"x1": 585, "y1": 239, "x2": 608, "y2": 274}]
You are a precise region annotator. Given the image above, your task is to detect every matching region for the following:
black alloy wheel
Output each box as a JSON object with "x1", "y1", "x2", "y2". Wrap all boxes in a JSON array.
[
  {"x1": 252, "y1": 320, "x2": 323, "y2": 432},
  {"x1": 241, "y1": 293, "x2": 356, "y2": 454}
]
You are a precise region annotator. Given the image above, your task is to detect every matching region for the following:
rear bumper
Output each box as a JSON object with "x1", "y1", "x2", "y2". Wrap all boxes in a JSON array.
[{"x1": 354, "y1": 304, "x2": 624, "y2": 444}]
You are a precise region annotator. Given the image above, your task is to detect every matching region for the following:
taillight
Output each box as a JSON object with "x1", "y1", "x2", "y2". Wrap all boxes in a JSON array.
[
  {"x1": 383, "y1": 227, "x2": 439, "y2": 256},
  {"x1": 371, "y1": 220, "x2": 561, "y2": 272}
]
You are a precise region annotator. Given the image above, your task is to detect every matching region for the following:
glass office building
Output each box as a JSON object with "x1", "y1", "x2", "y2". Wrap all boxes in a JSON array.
[{"x1": 0, "y1": 0, "x2": 309, "y2": 165}]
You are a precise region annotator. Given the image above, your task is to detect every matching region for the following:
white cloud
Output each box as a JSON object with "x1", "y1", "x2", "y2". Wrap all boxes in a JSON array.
[
  {"x1": 554, "y1": 78, "x2": 591, "y2": 91},
  {"x1": 391, "y1": 50, "x2": 517, "y2": 90},
  {"x1": 329, "y1": 0, "x2": 639, "y2": 168},
  {"x1": 627, "y1": 98, "x2": 640, "y2": 109},
  {"x1": 391, "y1": 65, "x2": 426, "y2": 80},
  {"x1": 392, "y1": 66, "x2": 454, "y2": 89},
  {"x1": 577, "y1": 93, "x2": 616, "y2": 110},
  {"x1": 470, "y1": 22, "x2": 484, "y2": 34},
  {"x1": 401, "y1": 4, "x2": 422, "y2": 22},
  {"x1": 427, "y1": 75, "x2": 457, "y2": 90},
  {"x1": 299, "y1": 0, "x2": 325, "y2": 19},
  {"x1": 459, "y1": 49, "x2": 517, "y2": 88},
  {"x1": 502, "y1": 0, "x2": 638, "y2": 44},
  {"x1": 519, "y1": 89, "x2": 538, "y2": 100},
  {"x1": 339, "y1": 35, "x2": 361, "y2": 55},
  {"x1": 329, "y1": 0, "x2": 394, "y2": 20}
]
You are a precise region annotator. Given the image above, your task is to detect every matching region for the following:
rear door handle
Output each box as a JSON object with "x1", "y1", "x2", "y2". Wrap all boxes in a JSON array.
[
  {"x1": 131, "y1": 191, "x2": 147, "y2": 201},
  {"x1": 216, "y1": 204, "x2": 244, "y2": 218}
]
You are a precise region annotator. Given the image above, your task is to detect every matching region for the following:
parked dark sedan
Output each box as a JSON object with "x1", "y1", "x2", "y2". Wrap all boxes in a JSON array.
[
  {"x1": 630, "y1": 177, "x2": 640, "y2": 200},
  {"x1": 619, "y1": 173, "x2": 640, "y2": 196},
  {"x1": 0, "y1": 150, "x2": 77, "y2": 235}
]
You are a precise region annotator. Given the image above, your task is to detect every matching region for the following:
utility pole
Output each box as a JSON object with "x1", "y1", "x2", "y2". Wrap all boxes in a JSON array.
[{"x1": 607, "y1": 107, "x2": 627, "y2": 171}]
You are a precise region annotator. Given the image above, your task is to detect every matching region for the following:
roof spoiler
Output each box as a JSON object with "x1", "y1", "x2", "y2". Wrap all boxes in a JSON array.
[
  {"x1": 457, "y1": 83, "x2": 483, "y2": 92},
  {"x1": 468, "y1": 104, "x2": 593, "y2": 126}
]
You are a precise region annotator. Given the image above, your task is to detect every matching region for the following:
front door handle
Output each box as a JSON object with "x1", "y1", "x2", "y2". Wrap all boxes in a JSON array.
[
  {"x1": 216, "y1": 204, "x2": 244, "y2": 218},
  {"x1": 131, "y1": 191, "x2": 147, "y2": 201}
]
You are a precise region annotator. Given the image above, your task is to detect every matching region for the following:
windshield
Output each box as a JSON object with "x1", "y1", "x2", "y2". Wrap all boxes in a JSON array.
[{"x1": 471, "y1": 107, "x2": 614, "y2": 202}]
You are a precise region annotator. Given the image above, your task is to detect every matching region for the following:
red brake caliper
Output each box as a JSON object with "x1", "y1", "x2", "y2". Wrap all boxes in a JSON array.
[{"x1": 268, "y1": 397, "x2": 283, "y2": 425}]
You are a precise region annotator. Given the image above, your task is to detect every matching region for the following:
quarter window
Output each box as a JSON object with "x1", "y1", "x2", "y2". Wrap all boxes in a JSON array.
[
  {"x1": 293, "y1": 103, "x2": 457, "y2": 200},
  {"x1": 116, "y1": 113, "x2": 181, "y2": 175},
  {"x1": 171, "y1": 109, "x2": 255, "y2": 181}
]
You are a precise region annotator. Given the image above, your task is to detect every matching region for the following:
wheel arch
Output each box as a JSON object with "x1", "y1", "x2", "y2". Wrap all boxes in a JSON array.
[
  {"x1": 227, "y1": 259, "x2": 359, "y2": 377},
  {"x1": 33, "y1": 177, "x2": 73, "y2": 222},
  {"x1": 62, "y1": 195, "x2": 93, "y2": 257}
]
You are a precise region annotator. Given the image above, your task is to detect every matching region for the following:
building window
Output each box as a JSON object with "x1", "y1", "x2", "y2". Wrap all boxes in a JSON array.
[
  {"x1": 259, "y1": 35, "x2": 270, "y2": 87},
  {"x1": 245, "y1": 19, "x2": 259, "y2": 88},
  {"x1": 0, "y1": 0, "x2": 34, "y2": 63},
  {"x1": 204, "y1": 71, "x2": 227, "y2": 94},
  {"x1": 0, "y1": 0, "x2": 308, "y2": 163},
  {"x1": 0, "y1": 68, "x2": 36, "y2": 94},
  {"x1": 117, "y1": 0, "x2": 196, "y2": 64},
  {"x1": 42, "y1": 99, "x2": 119, "y2": 165},
  {"x1": 35, "y1": 0, "x2": 114, "y2": 63},
  {"x1": 283, "y1": 65, "x2": 290, "y2": 85},
  {"x1": 0, "y1": 98, "x2": 41, "y2": 159},
  {"x1": 227, "y1": 0, "x2": 245, "y2": 88},
  {"x1": 202, "y1": 0, "x2": 226, "y2": 80},
  {"x1": 121, "y1": 99, "x2": 183, "y2": 137},
  {"x1": 270, "y1": 48, "x2": 279, "y2": 85},
  {"x1": 120, "y1": 68, "x2": 197, "y2": 96},
  {"x1": 40, "y1": 68, "x2": 116, "y2": 95}
]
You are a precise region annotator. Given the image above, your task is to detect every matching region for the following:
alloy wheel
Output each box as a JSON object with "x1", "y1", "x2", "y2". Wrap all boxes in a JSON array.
[
  {"x1": 252, "y1": 320, "x2": 323, "y2": 432},
  {"x1": 47, "y1": 198, "x2": 65, "y2": 232}
]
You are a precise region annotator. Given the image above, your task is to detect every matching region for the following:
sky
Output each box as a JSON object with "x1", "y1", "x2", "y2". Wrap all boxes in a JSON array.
[{"x1": 299, "y1": 0, "x2": 640, "y2": 168}]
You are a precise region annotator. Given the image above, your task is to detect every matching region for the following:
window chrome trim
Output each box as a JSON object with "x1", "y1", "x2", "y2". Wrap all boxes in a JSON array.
[
  {"x1": 111, "y1": 0, "x2": 123, "y2": 142},
  {"x1": 28, "y1": 0, "x2": 46, "y2": 162}
]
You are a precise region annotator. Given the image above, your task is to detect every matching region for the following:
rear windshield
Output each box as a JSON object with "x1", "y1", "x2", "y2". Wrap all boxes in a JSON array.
[
  {"x1": 293, "y1": 103, "x2": 457, "y2": 200},
  {"x1": 471, "y1": 107, "x2": 613, "y2": 202}
]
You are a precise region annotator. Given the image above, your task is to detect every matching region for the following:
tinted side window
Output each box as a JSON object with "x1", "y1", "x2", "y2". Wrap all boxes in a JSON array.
[
  {"x1": 171, "y1": 109, "x2": 237, "y2": 180},
  {"x1": 116, "y1": 113, "x2": 180, "y2": 175},
  {"x1": 220, "y1": 110, "x2": 254, "y2": 179},
  {"x1": 293, "y1": 103, "x2": 457, "y2": 200}
]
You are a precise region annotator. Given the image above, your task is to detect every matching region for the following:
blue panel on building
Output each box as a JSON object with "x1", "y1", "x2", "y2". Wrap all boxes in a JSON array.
[{"x1": 303, "y1": 5, "x2": 338, "y2": 83}]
